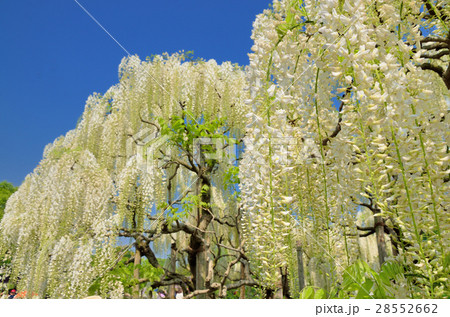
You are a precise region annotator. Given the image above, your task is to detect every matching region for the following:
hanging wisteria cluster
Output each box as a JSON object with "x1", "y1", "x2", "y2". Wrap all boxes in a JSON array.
[
  {"x1": 240, "y1": 0, "x2": 449, "y2": 297},
  {"x1": 0, "y1": 0, "x2": 449, "y2": 299},
  {"x1": 0, "y1": 53, "x2": 248, "y2": 298}
]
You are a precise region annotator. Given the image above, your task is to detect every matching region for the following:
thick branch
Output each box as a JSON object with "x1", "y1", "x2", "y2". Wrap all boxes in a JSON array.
[
  {"x1": 184, "y1": 283, "x2": 220, "y2": 299},
  {"x1": 119, "y1": 220, "x2": 195, "y2": 238},
  {"x1": 355, "y1": 225, "x2": 376, "y2": 237},
  {"x1": 421, "y1": 37, "x2": 450, "y2": 45},
  {"x1": 421, "y1": 42, "x2": 449, "y2": 51},
  {"x1": 419, "y1": 62, "x2": 444, "y2": 76},
  {"x1": 421, "y1": 50, "x2": 450, "y2": 59},
  {"x1": 356, "y1": 225, "x2": 375, "y2": 231},
  {"x1": 135, "y1": 236, "x2": 161, "y2": 269},
  {"x1": 159, "y1": 150, "x2": 197, "y2": 173},
  {"x1": 359, "y1": 229, "x2": 376, "y2": 238},
  {"x1": 183, "y1": 279, "x2": 258, "y2": 299}
]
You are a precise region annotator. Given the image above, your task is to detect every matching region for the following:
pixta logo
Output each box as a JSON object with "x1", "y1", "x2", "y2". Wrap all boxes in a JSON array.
[
  {"x1": 126, "y1": 130, "x2": 238, "y2": 174},
  {"x1": 192, "y1": 137, "x2": 237, "y2": 165},
  {"x1": 126, "y1": 128, "x2": 170, "y2": 173}
]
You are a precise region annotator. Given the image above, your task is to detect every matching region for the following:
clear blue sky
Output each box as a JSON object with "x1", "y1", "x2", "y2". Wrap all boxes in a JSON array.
[{"x1": 0, "y1": 0, "x2": 271, "y2": 186}]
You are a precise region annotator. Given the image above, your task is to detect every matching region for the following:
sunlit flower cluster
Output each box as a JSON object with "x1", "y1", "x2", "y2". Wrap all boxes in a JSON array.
[
  {"x1": 0, "y1": 53, "x2": 249, "y2": 298},
  {"x1": 240, "y1": 0, "x2": 449, "y2": 295}
]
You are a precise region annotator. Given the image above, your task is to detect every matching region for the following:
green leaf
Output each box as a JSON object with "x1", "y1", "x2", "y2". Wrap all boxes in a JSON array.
[
  {"x1": 201, "y1": 184, "x2": 210, "y2": 193},
  {"x1": 356, "y1": 280, "x2": 373, "y2": 299},
  {"x1": 314, "y1": 288, "x2": 327, "y2": 299},
  {"x1": 300, "y1": 286, "x2": 315, "y2": 299},
  {"x1": 338, "y1": 0, "x2": 345, "y2": 13},
  {"x1": 276, "y1": 22, "x2": 290, "y2": 38}
]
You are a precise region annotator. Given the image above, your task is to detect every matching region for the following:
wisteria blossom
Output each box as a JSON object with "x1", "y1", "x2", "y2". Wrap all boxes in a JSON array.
[{"x1": 240, "y1": 0, "x2": 449, "y2": 297}]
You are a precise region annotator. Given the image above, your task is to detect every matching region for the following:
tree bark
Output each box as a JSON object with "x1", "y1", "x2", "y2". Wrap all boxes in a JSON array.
[
  {"x1": 195, "y1": 245, "x2": 207, "y2": 298},
  {"x1": 133, "y1": 248, "x2": 141, "y2": 299},
  {"x1": 296, "y1": 242, "x2": 305, "y2": 293},
  {"x1": 240, "y1": 262, "x2": 245, "y2": 299},
  {"x1": 281, "y1": 266, "x2": 291, "y2": 298},
  {"x1": 374, "y1": 215, "x2": 387, "y2": 268},
  {"x1": 168, "y1": 243, "x2": 177, "y2": 299},
  {"x1": 188, "y1": 173, "x2": 212, "y2": 298}
]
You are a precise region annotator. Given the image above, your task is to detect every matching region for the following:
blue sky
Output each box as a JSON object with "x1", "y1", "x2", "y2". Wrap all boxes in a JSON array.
[{"x1": 0, "y1": 0, "x2": 271, "y2": 186}]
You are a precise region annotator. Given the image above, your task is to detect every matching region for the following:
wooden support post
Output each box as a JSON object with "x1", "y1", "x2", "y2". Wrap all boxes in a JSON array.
[
  {"x1": 240, "y1": 262, "x2": 245, "y2": 299},
  {"x1": 133, "y1": 248, "x2": 141, "y2": 299},
  {"x1": 296, "y1": 241, "x2": 305, "y2": 292},
  {"x1": 196, "y1": 249, "x2": 207, "y2": 298},
  {"x1": 374, "y1": 215, "x2": 387, "y2": 268},
  {"x1": 168, "y1": 243, "x2": 177, "y2": 299}
]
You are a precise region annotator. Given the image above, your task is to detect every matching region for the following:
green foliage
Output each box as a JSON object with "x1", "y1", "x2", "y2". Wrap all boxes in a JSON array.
[
  {"x1": 0, "y1": 181, "x2": 17, "y2": 221},
  {"x1": 158, "y1": 110, "x2": 231, "y2": 167},
  {"x1": 157, "y1": 110, "x2": 237, "y2": 227},
  {"x1": 88, "y1": 253, "x2": 163, "y2": 297},
  {"x1": 159, "y1": 110, "x2": 227, "y2": 142},
  {"x1": 224, "y1": 166, "x2": 240, "y2": 191},
  {"x1": 225, "y1": 286, "x2": 263, "y2": 299},
  {"x1": 274, "y1": 0, "x2": 314, "y2": 40},
  {"x1": 299, "y1": 286, "x2": 327, "y2": 299},
  {"x1": 298, "y1": 260, "x2": 406, "y2": 299},
  {"x1": 335, "y1": 260, "x2": 405, "y2": 299},
  {"x1": 159, "y1": 186, "x2": 212, "y2": 226},
  {"x1": 159, "y1": 200, "x2": 191, "y2": 226}
]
